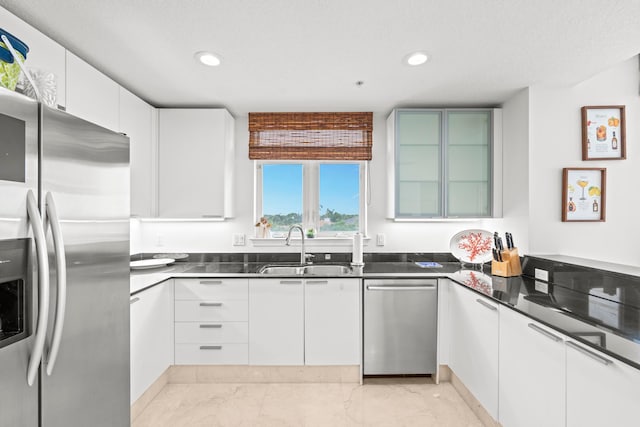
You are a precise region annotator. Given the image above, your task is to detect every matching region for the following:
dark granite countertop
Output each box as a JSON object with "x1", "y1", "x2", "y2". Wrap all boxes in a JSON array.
[{"x1": 130, "y1": 253, "x2": 640, "y2": 370}]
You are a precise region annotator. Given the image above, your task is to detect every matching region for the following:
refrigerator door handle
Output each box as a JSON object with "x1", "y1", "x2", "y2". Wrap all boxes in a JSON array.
[
  {"x1": 26, "y1": 190, "x2": 50, "y2": 386},
  {"x1": 44, "y1": 192, "x2": 67, "y2": 376}
]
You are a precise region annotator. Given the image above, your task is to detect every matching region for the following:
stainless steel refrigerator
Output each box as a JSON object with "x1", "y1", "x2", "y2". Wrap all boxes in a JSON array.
[{"x1": 0, "y1": 89, "x2": 130, "y2": 427}]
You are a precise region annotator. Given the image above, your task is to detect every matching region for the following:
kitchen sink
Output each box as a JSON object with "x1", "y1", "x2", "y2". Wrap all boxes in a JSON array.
[
  {"x1": 258, "y1": 264, "x2": 352, "y2": 276},
  {"x1": 303, "y1": 265, "x2": 352, "y2": 275},
  {"x1": 258, "y1": 265, "x2": 304, "y2": 275}
]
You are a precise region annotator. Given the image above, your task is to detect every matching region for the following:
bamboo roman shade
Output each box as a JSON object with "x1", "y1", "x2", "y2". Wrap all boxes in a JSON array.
[{"x1": 248, "y1": 112, "x2": 373, "y2": 160}]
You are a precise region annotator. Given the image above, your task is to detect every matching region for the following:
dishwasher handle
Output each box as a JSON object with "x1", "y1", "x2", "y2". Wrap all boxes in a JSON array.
[{"x1": 366, "y1": 285, "x2": 436, "y2": 291}]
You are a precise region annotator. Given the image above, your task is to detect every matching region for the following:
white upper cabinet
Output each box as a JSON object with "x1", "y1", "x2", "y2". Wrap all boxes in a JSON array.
[
  {"x1": 387, "y1": 108, "x2": 503, "y2": 219},
  {"x1": 119, "y1": 87, "x2": 155, "y2": 217},
  {"x1": 158, "y1": 108, "x2": 235, "y2": 218},
  {"x1": 65, "y1": 51, "x2": 119, "y2": 131},
  {"x1": 0, "y1": 6, "x2": 67, "y2": 108}
]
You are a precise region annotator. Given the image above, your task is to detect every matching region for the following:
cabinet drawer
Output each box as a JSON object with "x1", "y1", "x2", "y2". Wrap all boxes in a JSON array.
[
  {"x1": 175, "y1": 322, "x2": 248, "y2": 344},
  {"x1": 174, "y1": 278, "x2": 248, "y2": 300},
  {"x1": 175, "y1": 343, "x2": 248, "y2": 365},
  {"x1": 175, "y1": 300, "x2": 248, "y2": 321}
]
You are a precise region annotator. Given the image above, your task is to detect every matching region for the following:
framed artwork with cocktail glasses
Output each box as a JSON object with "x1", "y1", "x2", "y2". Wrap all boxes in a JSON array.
[
  {"x1": 562, "y1": 168, "x2": 606, "y2": 222},
  {"x1": 581, "y1": 105, "x2": 626, "y2": 160}
]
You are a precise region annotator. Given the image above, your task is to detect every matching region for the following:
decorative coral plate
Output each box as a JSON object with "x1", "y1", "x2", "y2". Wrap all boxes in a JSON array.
[{"x1": 449, "y1": 229, "x2": 494, "y2": 264}]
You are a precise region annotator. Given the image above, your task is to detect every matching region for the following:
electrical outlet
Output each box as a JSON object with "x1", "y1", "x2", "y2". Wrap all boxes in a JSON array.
[
  {"x1": 324, "y1": 254, "x2": 331, "y2": 260},
  {"x1": 376, "y1": 233, "x2": 385, "y2": 246},
  {"x1": 535, "y1": 268, "x2": 549, "y2": 281},
  {"x1": 232, "y1": 233, "x2": 246, "y2": 246},
  {"x1": 535, "y1": 280, "x2": 549, "y2": 294}
]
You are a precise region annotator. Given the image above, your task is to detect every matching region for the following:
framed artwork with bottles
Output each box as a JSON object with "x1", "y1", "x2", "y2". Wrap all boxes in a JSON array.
[
  {"x1": 562, "y1": 168, "x2": 606, "y2": 222},
  {"x1": 581, "y1": 105, "x2": 626, "y2": 160}
]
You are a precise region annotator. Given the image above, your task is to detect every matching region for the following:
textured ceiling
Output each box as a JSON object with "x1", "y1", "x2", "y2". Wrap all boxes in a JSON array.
[{"x1": 1, "y1": 0, "x2": 639, "y2": 116}]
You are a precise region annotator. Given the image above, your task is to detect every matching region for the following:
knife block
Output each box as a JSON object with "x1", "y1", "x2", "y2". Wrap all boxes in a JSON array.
[{"x1": 491, "y1": 248, "x2": 522, "y2": 277}]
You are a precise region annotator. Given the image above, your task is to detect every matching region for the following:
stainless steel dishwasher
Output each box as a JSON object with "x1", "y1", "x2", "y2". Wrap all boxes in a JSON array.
[{"x1": 364, "y1": 279, "x2": 438, "y2": 375}]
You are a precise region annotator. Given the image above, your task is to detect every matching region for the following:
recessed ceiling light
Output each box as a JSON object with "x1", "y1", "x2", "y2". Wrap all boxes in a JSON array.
[
  {"x1": 405, "y1": 52, "x2": 429, "y2": 66},
  {"x1": 195, "y1": 51, "x2": 221, "y2": 67}
]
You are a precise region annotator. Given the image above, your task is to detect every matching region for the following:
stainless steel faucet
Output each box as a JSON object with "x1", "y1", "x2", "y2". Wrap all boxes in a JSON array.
[{"x1": 285, "y1": 225, "x2": 305, "y2": 264}]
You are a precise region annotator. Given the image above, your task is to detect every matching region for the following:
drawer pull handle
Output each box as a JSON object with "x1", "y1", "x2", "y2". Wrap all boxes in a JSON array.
[
  {"x1": 280, "y1": 280, "x2": 302, "y2": 285},
  {"x1": 566, "y1": 341, "x2": 612, "y2": 366},
  {"x1": 306, "y1": 280, "x2": 329, "y2": 285},
  {"x1": 129, "y1": 297, "x2": 140, "y2": 305},
  {"x1": 528, "y1": 323, "x2": 562, "y2": 342},
  {"x1": 199, "y1": 345, "x2": 222, "y2": 350},
  {"x1": 476, "y1": 299, "x2": 498, "y2": 311},
  {"x1": 200, "y1": 324, "x2": 223, "y2": 329},
  {"x1": 367, "y1": 285, "x2": 435, "y2": 291},
  {"x1": 200, "y1": 280, "x2": 223, "y2": 285},
  {"x1": 199, "y1": 302, "x2": 223, "y2": 307}
]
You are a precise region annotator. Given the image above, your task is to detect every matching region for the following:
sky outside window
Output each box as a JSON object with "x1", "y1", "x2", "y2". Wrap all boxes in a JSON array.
[
  {"x1": 262, "y1": 164, "x2": 302, "y2": 232},
  {"x1": 319, "y1": 163, "x2": 359, "y2": 232}
]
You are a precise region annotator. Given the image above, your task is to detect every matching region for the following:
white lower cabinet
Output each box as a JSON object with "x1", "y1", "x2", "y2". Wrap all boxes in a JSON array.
[
  {"x1": 498, "y1": 306, "x2": 565, "y2": 427},
  {"x1": 174, "y1": 300, "x2": 248, "y2": 322},
  {"x1": 449, "y1": 284, "x2": 499, "y2": 419},
  {"x1": 304, "y1": 278, "x2": 360, "y2": 365},
  {"x1": 248, "y1": 278, "x2": 304, "y2": 365},
  {"x1": 448, "y1": 282, "x2": 640, "y2": 427},
  {"x1": 174, "y1": 278, "x2": 249, "y2": 365},
  {"x1": 248, "y1": 278, "x2": 360, "y2": 366},
  {"x1": 130, "y1": 280, "x2": 174, "y2": 404},
  {"x1": 175, "y1": 343, "x2": 249, "y2": 365},
  {"x1": 566, "y1": 340, "x2": 640, "y2": 427}
]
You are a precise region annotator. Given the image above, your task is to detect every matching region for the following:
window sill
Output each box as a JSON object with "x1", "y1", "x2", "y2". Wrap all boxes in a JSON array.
[
  {"x1": 136, "y1": 217, "x2": 227, "y2": 222},
  {"x1": 392, "y1": 217, "x2": 489, "y2": 223},
  {"x1": 249, "y1": 236, "x2": 370, "y2": 247}
]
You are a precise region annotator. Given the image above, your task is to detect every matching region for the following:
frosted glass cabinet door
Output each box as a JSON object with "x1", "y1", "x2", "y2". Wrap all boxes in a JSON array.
[
  {"x1": 447, "y1": 111, "x2": 491, "y2": 216},
  {"x1": 395, "y1": 110, "x2": 442, "y2": 217},
  {"x1": 389, "y1": 108, "x2": 496, "y2": 218}
]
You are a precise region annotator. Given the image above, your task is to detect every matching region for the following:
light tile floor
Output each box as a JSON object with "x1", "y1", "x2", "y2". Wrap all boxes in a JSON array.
[{"x1": 132, "y1": 378, "x2": 483, "y2": 427}]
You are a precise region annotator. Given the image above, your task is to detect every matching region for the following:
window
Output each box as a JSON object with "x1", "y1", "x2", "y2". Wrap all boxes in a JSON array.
[
  {"x1": 391, "y1": 108, "x2": 495, "y2": 218},
  {"x1": 256, "y1": 161, "x2": 365, "y2": 237}
]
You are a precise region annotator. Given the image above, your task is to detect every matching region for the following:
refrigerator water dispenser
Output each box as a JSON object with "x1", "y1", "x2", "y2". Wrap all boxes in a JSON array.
[{"x1": 0, "y1": 238, "x2": 29, "y2": 349}]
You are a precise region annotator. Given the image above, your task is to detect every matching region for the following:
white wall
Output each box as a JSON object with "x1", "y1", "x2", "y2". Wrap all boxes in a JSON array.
[
  {"x1": 500, "y1": 88, "x2": 531, "y2": 254},
  {"x1": 528, "y1": 56, "x2": 640, "y2": 265}
]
